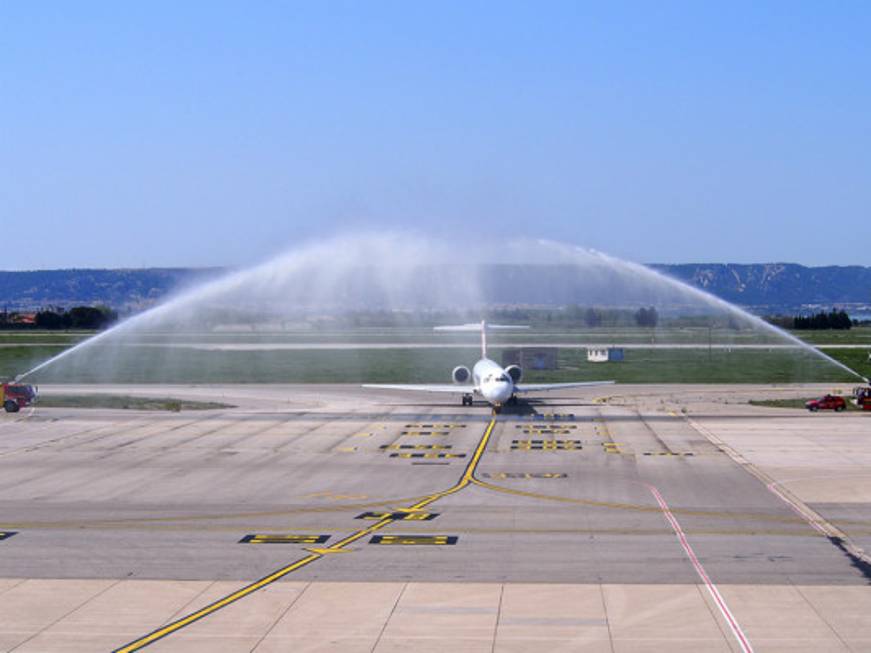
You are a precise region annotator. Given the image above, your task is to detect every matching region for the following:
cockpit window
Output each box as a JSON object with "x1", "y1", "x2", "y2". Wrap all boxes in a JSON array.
[{"x1": 497, "y1": 374, "x2": 509, "y2": 382}]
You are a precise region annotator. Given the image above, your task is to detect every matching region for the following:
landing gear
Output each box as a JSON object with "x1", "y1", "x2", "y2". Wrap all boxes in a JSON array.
[
  {"x1": 492, "y1": 403, "x2": 503, "y2": 415},
  {"x1": 461, "y1": 394, "x2": 473, "y2": 407}
]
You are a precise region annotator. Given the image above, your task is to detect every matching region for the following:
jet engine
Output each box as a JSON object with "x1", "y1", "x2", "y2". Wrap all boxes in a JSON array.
[
  {"x1": 452, "y1": 365, "x2": 471, "y2": 384},
  {"x1": 505, "y1": 365, "x2": 523, "y2": 383}
]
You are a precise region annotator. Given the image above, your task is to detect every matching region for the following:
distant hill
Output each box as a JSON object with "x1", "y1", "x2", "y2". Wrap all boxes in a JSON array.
[
  {"x1": 0, "y1": 268, "x2": 221, "y2": 312},
  {"x1": 1, "y1": 263, "x2": 869, "y2": 313},
  {"x1": 649, "y1": 263, "x2": 871, "y2": 307}
]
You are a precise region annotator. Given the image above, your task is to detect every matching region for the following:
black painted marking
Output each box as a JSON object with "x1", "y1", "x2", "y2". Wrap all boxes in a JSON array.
[
  {"x1": 390, "y1": 452, "x2": 466, "y2": 459},
  {"x1": 239, "y1": 534, "x2": 329, "y2": 544},
  {"x1": 481, "y1": 472, "x2": 567, "y2": 479},
  {"x1": 511, "y1": 439, "x2": 583, "y2": 450},
  {"x1": 369, "y1": 534, "x2": 458, "y2": 545},
  {"x1": 0, "y1": 531, "x2": 17, "y2": 541},
  {"x1": 356, "y1": 511, "x2": 438, "y2": 521},
  {"x1": 642, "y1": 452, "x2": 695, "y2": 457},
  {"x1": 517, "y1": 424, "x2": 577, "y2": 430},
  {"x1": 380, "y1": 444, "x2": 452, "y2": 450},
  {"x1": 404, "y1": 424, "x2": 466, "y2": 429}
]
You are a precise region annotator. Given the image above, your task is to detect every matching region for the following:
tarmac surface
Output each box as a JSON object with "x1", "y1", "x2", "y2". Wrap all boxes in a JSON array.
[{"x1": 1, "y1": 383, "x2": 870, "y2": 651}]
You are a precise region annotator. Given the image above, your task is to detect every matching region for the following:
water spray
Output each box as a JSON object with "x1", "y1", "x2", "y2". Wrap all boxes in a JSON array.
[{"x1": 14, "y1": 233, "x2": 870, "y2": 385}]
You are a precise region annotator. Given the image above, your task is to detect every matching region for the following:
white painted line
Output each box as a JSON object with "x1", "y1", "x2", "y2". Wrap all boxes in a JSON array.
[
  {"x1": 684, "y1": 414, "x2": 871, "y2": 566},
  {"x1": 765, "y1": 482, "x2": 828, "y2": 536},
  {"x1": 647, "y1": 484, "x2": 754, "y2": 653}
]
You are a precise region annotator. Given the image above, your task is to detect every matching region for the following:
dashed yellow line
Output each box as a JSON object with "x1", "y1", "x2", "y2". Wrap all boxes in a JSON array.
[{"x1": 113, "y1": 418, "x2": 497, "y2": 652}]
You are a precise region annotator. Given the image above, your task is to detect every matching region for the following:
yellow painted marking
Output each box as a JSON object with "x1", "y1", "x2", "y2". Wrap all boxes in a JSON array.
[
  {"x1": 371, "y1": 534, "x2": 456, "y2": 545},
  {"x1": 114, "y1": 419, "x2": 496, "y2": 653},
  {"x1": 335, "y1": 447, "x2": 357, "y2": 453},
  {"x1": 112, "y1": 553, "x2": 322, "y2": 652},
  {"x1": 304, "y1": 547, "x2": 351, "y2": 554},
  {"x1": 241, "y1": 534, "x2": 328, "y2": 544}
]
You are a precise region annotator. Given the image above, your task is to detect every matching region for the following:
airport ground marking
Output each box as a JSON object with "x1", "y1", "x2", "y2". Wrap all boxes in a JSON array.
[
  {"x1": 390, "y1": 452, "x2": 465, "y2": 459},
  {"x1": 356, "y1": 511, "x2": 438, "y2": 521},
  {"x1": 113, "y1": 418, "x2": 497, "y2": 652},
  {"x1": 239, "y1": 534, "x2": 329, "y2": 544},
  {"x1": 381, "y1": 444, "x2": 452, "y2": 450},
  {"x1": 642, "y1": 451, "x2": 695, "y2": 457},
  {"x1": 480, "y1": 472, "x2": 566, "y2": 479},
  {"x1": 370, "y1": 534, "x2": 457, "y2": 545},
  {"x1": 0, "y1": 531, "x2": 16, "y2": 541},
  {"x1": 511, "y1": 439, "x2": 582, "y2": 451},
  {"x1": 647, "y1": 483, "x2": 754, "y2": 653},
  {"x1": 401, "y1": 430, "x2": 453, "y2": 436}
]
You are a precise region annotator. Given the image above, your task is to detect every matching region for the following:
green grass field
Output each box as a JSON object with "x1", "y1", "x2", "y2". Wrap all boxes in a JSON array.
[
  {"x1": 36, "y1": 395, "x2": 234, "y2": 411},
  {"x1": 1, "y1": 327, "x2": 868, "y2": 384}
]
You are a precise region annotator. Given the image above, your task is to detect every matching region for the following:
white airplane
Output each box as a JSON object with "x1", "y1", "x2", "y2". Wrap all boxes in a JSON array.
[{"x1": 363, "y1": 321, "x2": 614, "y2": 413}]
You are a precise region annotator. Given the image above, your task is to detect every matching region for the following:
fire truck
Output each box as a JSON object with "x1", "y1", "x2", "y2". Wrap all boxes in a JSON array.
[
  {"x1": 1, "y1": 383, "x2": 38, "y2": 413},
  {"x1": 854, "y1": 386, "x2": 871, "y2": 412}
]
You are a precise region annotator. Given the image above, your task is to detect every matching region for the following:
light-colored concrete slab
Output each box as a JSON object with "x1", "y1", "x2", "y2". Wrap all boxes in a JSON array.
[
  {"x1": 495, "y1": 639, "x2": 613, "y2": 652},
  {"x1": 157, "y1": 581, "x2": 305, "y2": 638},
  {"x1": 12, "y1": 633, "x2": 142, "y2": 653},
  {"x1": 254, "y1": 637, "x2": 377, "y2": 653},
  {"x1": 0, "y1": 578, "x2": 115, "y2": 650},
  {"x1": 378, "y1": 582, "x2": 501, "y2": 641},
  {"x1": 603, "y1": 584, "x2": 730, "y2": 649},
  {"x1": 13, "y1": 579, "x2": 212, "y2": 651},
  {"x1": 149, "y1": 635, "x2": 265, "y2": 652},
  {"x1": 0, "y1": 578, "x2": 25, "y2": 596},
  {"x1": 373, "y1": 638, "x2": 494, "y2": 653},
  {"x1": 718, "y1": 585, "x2": 848, "y2": 649},
  {"x1": 796, "y1": 585, "x2": 871, "y2": 641},
  {"x1": 263, "y1": 582, "x2": 402, "y2": 641},
  {"x1": 495, "y1": 583, "x2": 610, "y2": 644}
]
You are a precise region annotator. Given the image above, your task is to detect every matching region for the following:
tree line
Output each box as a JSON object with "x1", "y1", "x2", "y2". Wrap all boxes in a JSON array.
[
  {"x1": 765, "y1": 310, "x2": 854, "y2": 330},
  {"x1": 0, "y1": 306, "x2": 118, "y2": 330},
  {"x1": 793, "y1": 310, "x2": 853, "y2": 330}
]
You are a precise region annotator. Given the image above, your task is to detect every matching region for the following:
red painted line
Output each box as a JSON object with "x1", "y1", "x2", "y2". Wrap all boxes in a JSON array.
[{"x1": 647, "y1": 484, "x2": 754, "y2": 653}]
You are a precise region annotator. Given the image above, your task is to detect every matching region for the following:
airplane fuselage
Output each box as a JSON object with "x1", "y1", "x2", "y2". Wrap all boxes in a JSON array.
[{"x1": 472, "y1": 357, "x2": 514, "y2": 406}]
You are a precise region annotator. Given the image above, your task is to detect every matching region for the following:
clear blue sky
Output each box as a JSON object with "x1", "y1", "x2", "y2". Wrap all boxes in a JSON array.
[{"x1": 2, "y1": 1, "x2": 869, "y2": 269}]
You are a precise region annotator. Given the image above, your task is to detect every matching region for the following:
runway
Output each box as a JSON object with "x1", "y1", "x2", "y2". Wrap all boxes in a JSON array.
[{"x1": 1, "y1": 383, "x2": 870, "y2": 651}]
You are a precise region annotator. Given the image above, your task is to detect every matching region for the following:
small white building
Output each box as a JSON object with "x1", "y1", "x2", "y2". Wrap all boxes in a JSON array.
[
  {"x1": 587, "y1": 347, "x2": 625, "y2": 363},
  {"x1": 587, "y1": 347, "x2": 610, "y2": 363}
]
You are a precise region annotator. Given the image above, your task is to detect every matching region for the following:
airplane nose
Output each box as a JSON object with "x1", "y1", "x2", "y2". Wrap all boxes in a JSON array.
[{"x1": 486, "y1": 382, "x2": 512, "y2": 403}]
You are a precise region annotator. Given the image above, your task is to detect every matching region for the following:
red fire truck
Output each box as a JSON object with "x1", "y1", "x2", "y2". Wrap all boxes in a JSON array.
[
  {"x1": 1, "y1": 383, "x2": 38, "y2": 413},
  {"x1": 854, "y1": 386, "x2": 871, "y2": 412}
]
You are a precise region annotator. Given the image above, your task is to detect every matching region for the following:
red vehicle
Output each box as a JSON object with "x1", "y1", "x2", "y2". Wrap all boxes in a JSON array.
[
  {"x1": 1, "y1": 383, "x2": 38, "y2": 413},
  {"x1": 805, "y1": 394, "x2": 846, "y2": 412},
  {"x1": 854, "y1": 386, "x2": 871, "y2": 411}
]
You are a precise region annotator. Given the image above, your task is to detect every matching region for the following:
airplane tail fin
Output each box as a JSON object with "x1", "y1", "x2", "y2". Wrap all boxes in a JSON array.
[{"x1": 433, "y1": 321, "x2": 529, "y2": 359}]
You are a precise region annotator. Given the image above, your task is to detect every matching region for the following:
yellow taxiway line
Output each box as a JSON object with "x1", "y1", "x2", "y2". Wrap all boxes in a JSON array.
[{"x1": 113, "y1": 418, "x2": 497, "y2": 652}]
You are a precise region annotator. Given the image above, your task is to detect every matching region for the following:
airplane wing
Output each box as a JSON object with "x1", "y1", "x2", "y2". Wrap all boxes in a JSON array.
[
  {"x1": 514, "y1": 381, "x2": 615, "y2": 393},
  {"x1": 362, "y1": 384, "x2": 475, "y2": 394}
]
